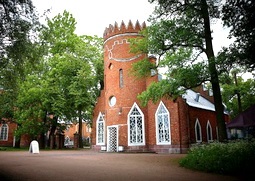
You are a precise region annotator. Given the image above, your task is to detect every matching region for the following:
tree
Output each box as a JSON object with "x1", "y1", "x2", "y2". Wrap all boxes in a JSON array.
[
  {"x1": 131, "y1": 0, "x2": 227, "y2": 141},
  {"x1": 0, "y1": 0, "x2": 43, "y2": 147},
  {"x1": 221, "y1": 0, "x2": 255, "y2": 70},
  {"x1": 14, "y1": 11, "x2": 103, "y2": 149},
  {"x1": 221, "y1": 72, "x2": 255, "y2": 119}
]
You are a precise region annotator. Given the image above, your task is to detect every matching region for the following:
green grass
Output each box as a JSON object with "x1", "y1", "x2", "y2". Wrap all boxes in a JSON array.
[
  {"x1": 179, "y1": 139, "x2": 255, "y2": 177},
  {"x1": 0, "y1": 147, "x2": 29, "y2": 151}
]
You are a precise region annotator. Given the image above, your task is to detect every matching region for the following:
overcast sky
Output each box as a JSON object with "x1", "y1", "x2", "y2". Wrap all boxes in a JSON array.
[
  {"x1": 33, "y1": 0, "x2": 233, "y2": 54},
  {"x1": 33, "y1": 0, "x2": 154, "y2": 36}
]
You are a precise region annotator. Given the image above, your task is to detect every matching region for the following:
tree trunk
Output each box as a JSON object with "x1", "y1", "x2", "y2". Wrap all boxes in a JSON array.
[
  {"x1": 78, "y1": 109, "x2": 83, "y2": 148},
  {"x1": 40, "y1": 111, "x2": 47, "y2": 149},
  {"x1": 201, "y1": 0, "x2": 227, "y2": 141},
  {"x1": 14, "y1": 136, "x2": 21, "y2": 148},
  {"x1": 233, "y1": 72, "x2": 242, "y2": 113},
  {"x1": 48, "y1": 116, "x2": 57, "y2": 148}
]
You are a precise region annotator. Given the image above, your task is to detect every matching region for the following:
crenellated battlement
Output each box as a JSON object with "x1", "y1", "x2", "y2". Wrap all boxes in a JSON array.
[{"x1": 103, "y1": 20, "x2": 146, "y2": 40}]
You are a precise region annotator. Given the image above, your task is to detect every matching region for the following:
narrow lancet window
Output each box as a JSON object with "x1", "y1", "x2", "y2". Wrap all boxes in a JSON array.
[
  {"x1": 207, "y1": 120, "x2": 213, "y2": 142},
  {"x1": 96, "y1": 113, "x2": 105, "y2": 145},
  {"x1": 155, "y1": 101, "x2": 171, "y2": 145},
  {"x1": 119, "y1": 69, "x2": 123, "y2": 88},
  {"x1": 195, "y1": 119, "x2": 202, "y2": 143}
]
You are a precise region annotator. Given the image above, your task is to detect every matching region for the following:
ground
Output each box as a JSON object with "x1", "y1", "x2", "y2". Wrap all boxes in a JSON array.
[{"x1": 0, "y1": 149, "x2": 241, "y2": 181}]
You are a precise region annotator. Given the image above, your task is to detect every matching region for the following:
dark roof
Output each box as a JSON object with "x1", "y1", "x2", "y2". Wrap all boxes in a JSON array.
[{"x1": 227, "y1": 104, "x2": 255, "y2": 128}]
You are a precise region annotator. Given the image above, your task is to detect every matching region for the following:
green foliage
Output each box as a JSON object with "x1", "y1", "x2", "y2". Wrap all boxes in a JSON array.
[
  {"x1": 138, "y1": 80, "x2": 184, "y2": 106},
  {"x1": 13, "y1": 10, "x2": 104, "y2": 140},
  {"x1": 131, "y1": 1, "x2": 221, "y2": 104},
  {"x1": 179, "y1": 140, "x2": 255, "y2": 175},
  {"x1": 0, "y1": 0, "x2": 40, "y2": 67},
  {"x1": 222, "y1": 0, "x2": 255, "y2": 70},
  {"x1": 221, "y1": 75, "x2": 255, "y2": 118},
  {"x1": 130, "y1": 58, "x2": 156, "y2": 78},
  {"x1": 0, "y1": 1, "x2": 42, "y2": 121}
]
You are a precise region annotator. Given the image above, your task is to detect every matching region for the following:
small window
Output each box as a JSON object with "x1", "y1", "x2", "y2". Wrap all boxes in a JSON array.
[
  {"x1": 109, "y1": 96, "x2": 116, "y2": 107},
  {"x1": 108, "y1": 63, "x2": 113, "y2": 70}
]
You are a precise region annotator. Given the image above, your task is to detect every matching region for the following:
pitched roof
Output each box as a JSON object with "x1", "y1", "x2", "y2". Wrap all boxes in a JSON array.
[
  {"x1": 183, "y1": 89, "x2": 216, "y2": 111},
  {"x1": 226, "y1": 104, "x2": 255, "y2": 128}
]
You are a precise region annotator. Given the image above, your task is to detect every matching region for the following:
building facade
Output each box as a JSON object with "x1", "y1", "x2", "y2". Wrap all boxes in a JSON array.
[{"x1": 91, "y1": 21, "x2": 229, "y2": 153}]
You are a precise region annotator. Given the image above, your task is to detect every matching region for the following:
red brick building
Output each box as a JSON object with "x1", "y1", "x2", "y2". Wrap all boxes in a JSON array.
[
  {"x1": 0, "y1": 120, "x2": 31, "y2": 147},
  {"x1": 91, "y1": 21, "x2": 229, "y2": 153},
  {"x1": 62, "y1": 121, "x2": 91, "y2": 147}
]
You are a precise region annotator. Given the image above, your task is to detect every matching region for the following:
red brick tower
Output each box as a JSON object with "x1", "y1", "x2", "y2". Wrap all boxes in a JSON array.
[
  {"x1": 104, "y1": 20, "x2": 148, "y2": 150},
  {"x1": 92, "y1": 20, "x2": 152, "y2": 152}
]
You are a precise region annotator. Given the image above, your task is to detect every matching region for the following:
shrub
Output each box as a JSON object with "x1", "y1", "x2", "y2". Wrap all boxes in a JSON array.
[{"x1": 179, "y1": 139, "x2": 255, "y2": 175}]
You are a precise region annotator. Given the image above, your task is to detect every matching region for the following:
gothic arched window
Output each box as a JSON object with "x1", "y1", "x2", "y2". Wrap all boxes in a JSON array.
[
  {"x1": 96, "y1": 112, "x2": 105, "y2": 145},
  {"x1": 155, "y1": 101, "x2": 171, "y2": 145},
  {"x1": 195, "y1": 119, "x2": 202, "y2": 143},
  {"x1": 128, "y1": 103, "x2": 145, "y2": 146},
  {"x1": 207, "y1": 120, "x2": 213, "y2": 142}
]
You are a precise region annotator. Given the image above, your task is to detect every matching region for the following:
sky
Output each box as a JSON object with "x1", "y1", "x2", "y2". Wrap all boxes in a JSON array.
[
  {"x1": 33, "y1": 0, "x2": 233, "y2": 54},
  {"x1": 33, "y1": 0, "x2": 155, "y2": 37}
]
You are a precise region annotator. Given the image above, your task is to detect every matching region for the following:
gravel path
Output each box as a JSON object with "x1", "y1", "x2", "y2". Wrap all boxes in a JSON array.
[{"x1": 0, "y1": 150, "x2": 240, "y2": 181}]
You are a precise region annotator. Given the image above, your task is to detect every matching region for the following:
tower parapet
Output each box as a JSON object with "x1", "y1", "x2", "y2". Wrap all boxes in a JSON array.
[{"x1": 103, "y1": 20, "x2": 146, "y2": 41}]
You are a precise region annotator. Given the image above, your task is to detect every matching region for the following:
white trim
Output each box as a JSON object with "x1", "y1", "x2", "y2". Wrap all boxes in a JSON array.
[
  {"x1": 195, "y1": 119, "x2": 202, "y2": 143},
  {"x1": 104, "y1": 33, "x2": 141, "y2": 44},
  {"x1": 107, "y1": 125, "x2": 119, "y2": 152},
  {"x1": 96, "y1": 112, "x2": 105, "y2": 145},
  {"x1": 127, "y1": 102, "x2": 145, "y2": 146},
  {"x1": 155, "y1": 101, "x2": 171, "y2": 145}
]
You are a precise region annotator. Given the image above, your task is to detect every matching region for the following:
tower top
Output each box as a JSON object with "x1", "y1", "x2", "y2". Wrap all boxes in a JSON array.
[{"x1": 103, "y1": 20, "x2": 146, "y2": 40}]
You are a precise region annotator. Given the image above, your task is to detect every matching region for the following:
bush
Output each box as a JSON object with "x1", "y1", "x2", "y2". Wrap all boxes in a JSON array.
[{"x1": 179, "y1": 139, "x2": 255, "y2": 175}]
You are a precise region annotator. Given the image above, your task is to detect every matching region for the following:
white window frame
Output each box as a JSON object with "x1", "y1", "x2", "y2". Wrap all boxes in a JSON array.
[
  {"x1": 155, "y1": 101, "x2": 171, "y2": 145},
  {"x1": 0, "y1": 123, "x2": 8, "y2": 141},
  {"x1": 207, "y1": 120, "x2": 213, "y2": 142},
  {"x1": 195, "y1": 119, "x2": 202, "y2": 143},
  {"x1": 127, "y1": 103, "x2": 145, "y2": 146},
  {"x1": 96, "y1": 112, "x2": 105, "y2": 145}
]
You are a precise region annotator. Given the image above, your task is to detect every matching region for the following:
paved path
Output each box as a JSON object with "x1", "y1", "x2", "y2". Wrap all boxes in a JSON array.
[{"x1": 0, "y1": 150, "x2": 240, "y2": 181}]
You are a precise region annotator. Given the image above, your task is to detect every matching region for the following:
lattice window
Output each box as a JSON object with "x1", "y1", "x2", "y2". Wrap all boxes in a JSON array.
[
  {"x1": 156, "y1": 101, "x2": 171, "y2": 145},
  {"x1": 195, "y1": 119, "x2": 202, "y2": 143},
  {"x1": 128, "y1": 103, "x2": 145, "y2": 146},
  {"x1": 207, "y1": 120, "x2": 213, "y2": 142},
  {"x1": 0, "y1": 124, "x2": 8, "y2": 141},
  {"x1": 96, "y1": 113, "x2": 105, "y2": 145}
]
